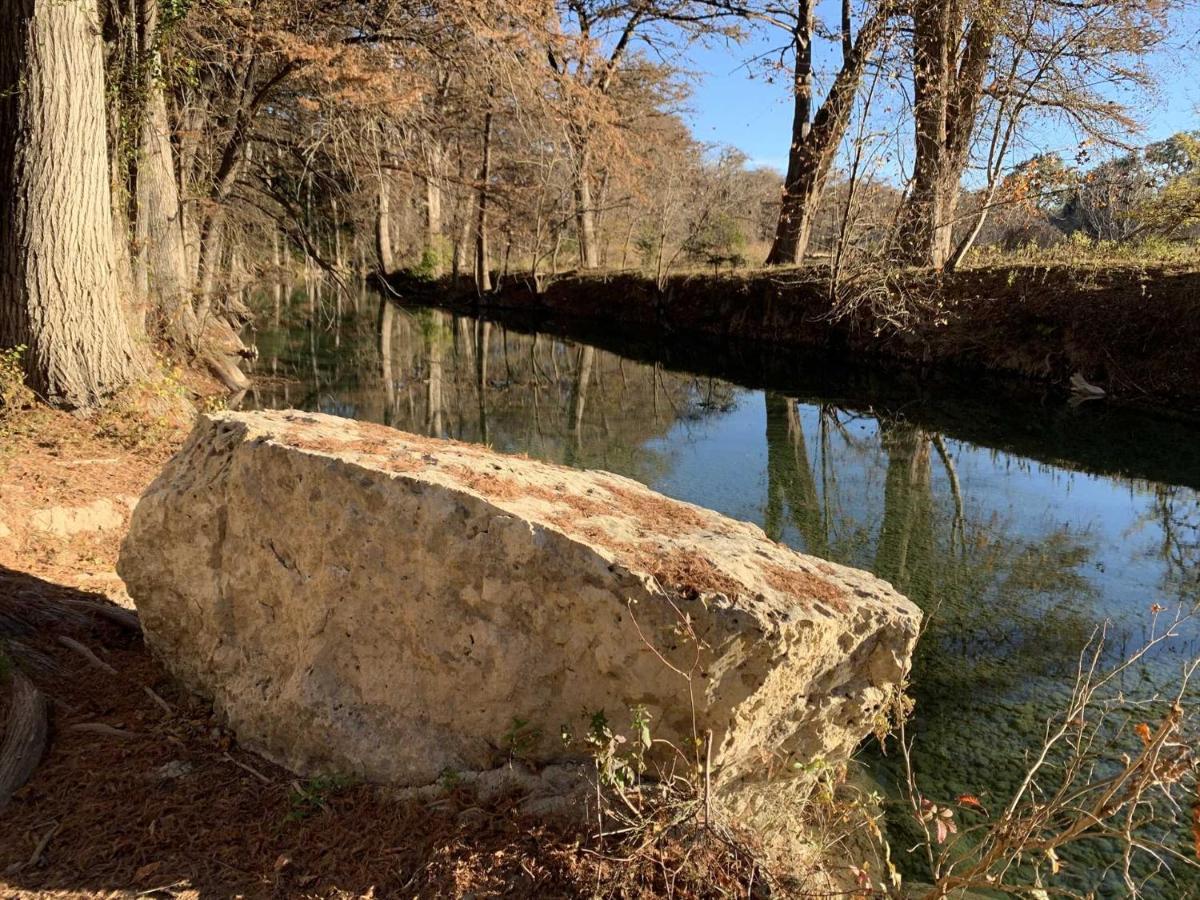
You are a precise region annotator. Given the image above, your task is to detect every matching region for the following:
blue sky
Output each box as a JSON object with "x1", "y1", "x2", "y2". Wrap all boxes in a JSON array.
[{"x1": 670, "y1": 6, "x2": 1200, "y2": 175}]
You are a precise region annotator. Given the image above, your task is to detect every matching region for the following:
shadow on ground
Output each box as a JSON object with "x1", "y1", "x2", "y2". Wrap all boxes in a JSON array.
[
  {"x1": 0, "y1": 566, "x2": 598, "y2": 898},
  {"x1": 1, "y1": 566, "x2": 772, "y2": 899}
]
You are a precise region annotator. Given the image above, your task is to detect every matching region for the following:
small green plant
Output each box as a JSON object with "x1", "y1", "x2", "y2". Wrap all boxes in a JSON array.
[
  {"x1": 438, "y1": 767, "x2": 461, "y2": 791},
  {"x1": 502, "y1": 716, "x2": 542, "y2": 761},
  {"x1": 404, "y1": 246, "x2": 442, "y2": 282},
  {"x1": 286, "y1": 773, "x2": 354, "y2": 821},
  {"x1": 585, "y1": 706, "x2": 655, "y2": 793}
]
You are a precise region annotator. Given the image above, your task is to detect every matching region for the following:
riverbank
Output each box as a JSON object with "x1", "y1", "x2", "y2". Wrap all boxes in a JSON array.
[{"x1": 387, "y1": 262, "x2": 1200, "y2": 416}]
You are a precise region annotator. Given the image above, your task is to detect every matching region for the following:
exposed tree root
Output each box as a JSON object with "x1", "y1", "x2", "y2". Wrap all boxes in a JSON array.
[{"x1": 0, "y1": 670, "x2": 49, "y2": 809}]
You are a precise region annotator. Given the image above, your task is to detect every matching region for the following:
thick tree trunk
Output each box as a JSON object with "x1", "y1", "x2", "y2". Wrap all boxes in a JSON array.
[
  {"x1": 475, "y1": 111, "x2": 493, "y2": 294},
  {"x1": 767, "y1": 0, "x2": 892, "y2": 266},
  {"x1": 195, "y1": 216, "x2": 224, "y2": 313},
  {"x1": 134, "y1": 0, "x2": 194, "y2": 342},
  {"x1": 896, "y1": 3, "x2": 994, "y2": 269},
  {"x1": 0, "y1": 0, "x2": 145, "y2": 408},
  {"x1": 766, "y1": 4, "x2": 815, "y2": 266}
]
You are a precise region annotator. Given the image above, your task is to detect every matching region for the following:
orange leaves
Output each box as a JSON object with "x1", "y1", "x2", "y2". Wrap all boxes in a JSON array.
[
  {"x1": 1134, "y1": 722, "x2": 1153, "y2": 746},
  {"x1": 956, "y1": 793, "x2": 987, "y2": 814}
]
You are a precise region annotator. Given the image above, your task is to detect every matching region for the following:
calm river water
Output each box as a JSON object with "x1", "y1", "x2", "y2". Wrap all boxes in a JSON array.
[{"x1": 245, "y1": 286, "x2": 1199, "y2": 893}]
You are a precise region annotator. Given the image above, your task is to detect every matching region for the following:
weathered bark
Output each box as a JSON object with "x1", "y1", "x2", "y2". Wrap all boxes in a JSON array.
[
  {"x1": 766, "y1": 0, "x2": 892, "y2": 266},
  {"x1": 176, "y1": 88, "x2": 213, "y2": 281},
  {"x1": 133, "y1": 0, "x2": 192, "y2": 342},
  {"x1": 896, "y1": 1, "x2": 995, "y2": 269},
  {"x1": 0, "y1": 0, "x2": 146, "y2": 407},
  {"x1": 475, "y1": 111, "x2": 494, "y2": 294},
  {"x1": 0, "y1": 671, "x2": 48, "y2": 810},
  {"x1": 375, "y1": 175, "x2": 396, "y2": 274}
]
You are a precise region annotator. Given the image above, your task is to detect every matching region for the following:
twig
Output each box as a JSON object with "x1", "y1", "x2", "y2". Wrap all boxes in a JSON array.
[
  {"x1": 224, "y1": 751, "x2": 272, "y2": 784},
  {"x1": 25, "y1": 820, "x2": 60, "y2": 869},
  {"x1": 704, "y1": 729, "x2": 713, "y2": 830},
  {"x1": 68, "y1": 722, "x2": 138, "y2": 739},
  {"x1": 57, "y1": 635, "x2": 118, "y2": 676},
  {"x1": 144, "y1": 687, "x2": 174, "y2": 716}
]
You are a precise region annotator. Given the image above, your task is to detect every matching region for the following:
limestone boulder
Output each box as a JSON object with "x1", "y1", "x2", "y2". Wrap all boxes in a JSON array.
[{"x1": 118, "y1": 411, "x2": 920, "y2": 789}]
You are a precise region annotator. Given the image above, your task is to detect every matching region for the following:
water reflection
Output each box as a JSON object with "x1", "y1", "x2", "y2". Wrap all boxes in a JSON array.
[{"x1": 245, "y1": 291, "x2": 1199, "y2": 890}]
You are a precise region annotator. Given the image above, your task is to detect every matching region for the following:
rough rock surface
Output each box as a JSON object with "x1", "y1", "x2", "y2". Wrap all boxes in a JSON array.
[{"x1": 119, "y1": 410, "x2": 920, "y2": 790}]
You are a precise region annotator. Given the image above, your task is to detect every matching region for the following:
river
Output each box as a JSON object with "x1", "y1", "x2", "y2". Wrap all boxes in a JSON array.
[{"x1": 244, "y1": 285, "x2": 1199, "y2": 893}]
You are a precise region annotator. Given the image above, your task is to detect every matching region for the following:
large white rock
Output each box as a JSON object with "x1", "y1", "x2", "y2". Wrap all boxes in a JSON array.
[{"x1": 118, "y1": 411, "x2": 920, "y2": 790}]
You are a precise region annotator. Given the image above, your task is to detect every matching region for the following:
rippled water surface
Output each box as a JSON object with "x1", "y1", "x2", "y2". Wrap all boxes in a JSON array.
[{"x1": 245, "y1": 287, "x2": 1200, "y2": 892}]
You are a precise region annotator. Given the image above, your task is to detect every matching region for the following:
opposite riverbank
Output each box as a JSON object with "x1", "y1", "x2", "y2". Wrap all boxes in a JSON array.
[{"x1": 385, "y1": 262, "x2": 1200, "y2": 417}]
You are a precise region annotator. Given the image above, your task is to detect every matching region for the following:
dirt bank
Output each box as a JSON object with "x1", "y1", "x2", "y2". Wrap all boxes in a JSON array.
[{"x1": 391, "y1": 263, "x2": 1200, "y2": 415}]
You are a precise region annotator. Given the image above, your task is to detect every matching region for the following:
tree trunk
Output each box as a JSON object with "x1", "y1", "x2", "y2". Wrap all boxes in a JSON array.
[
  {"x1": 0, "y1": 0, "x2": 145, "y2": 408},
  {"x1": 424, "y1": 142, "x2": 444, "y2": 275},
  {"x1": 134, "y1": 0, "x2": 194, "y2": 342},
  {"x1": 767, "y1": 0, "x2": 892, "y2": 266},
  {"x1": 573, "y1": 142, "x2": 600, "y2": 269},
  {"x1": 766, "y1": 3, "x2": 815, "y2": 266},
  {"x1": 375, "y1": 175, "x2": 395, "y2": 274},
  {"x1": 896, "y1": 2, "x2": 994, "y2": 269},
  {"x1": 475, "y1": 110, "x2": 493, "y2": 294},
  {"x1": 451, "y1": 143, "x2": 470, "y2": 281}
]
